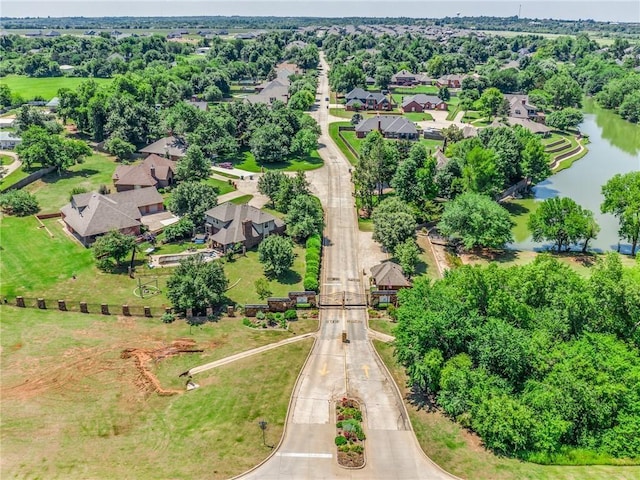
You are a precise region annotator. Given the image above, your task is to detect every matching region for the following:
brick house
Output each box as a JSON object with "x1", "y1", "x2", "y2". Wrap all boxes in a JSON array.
[
  {"x1": 370, "y1": 261, "x2": 411, "y2": 290},
  {"x1": 139, "y1": 136, "x2": 187, "y2": 161},
  {"x1": 435, "y1": 74, "x2": 467, "y2": 88},
  {"x1": 112, "y1": 154, "x2": 176, "y2": 192},
  {"x1": 204, "y1": 203, "x2": 285, "y2": 252},
  {"x1": 354, "y1": 115, "x2": 419, "y2": 140},
  {"x1": 60, "y1": 187, "x2": 164, "y2": 246},
  {"x1": 505, "y1": 94, "x2": 545, "y2": 123},
  {"x1": 401, "y1": 94, "x2": 448, "y2": 112},
  {"x1": 345, "y1": 88, "x2": 392, "y2": 111}
]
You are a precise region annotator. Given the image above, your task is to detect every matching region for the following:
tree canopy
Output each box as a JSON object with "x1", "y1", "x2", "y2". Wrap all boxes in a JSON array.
[{"x1": 167, "y1": 255, "x2": 228, "y2": 313}]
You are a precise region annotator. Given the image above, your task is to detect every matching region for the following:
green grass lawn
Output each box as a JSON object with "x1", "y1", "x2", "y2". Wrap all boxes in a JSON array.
[
  {"x1": 0, "y1": 154, "x2": 14, "y2": 166},
  {"x1": 229, "y1": 194, "x2": 254, "y2": 205},
  {"x1": 233, "y1": 149, "x2": 323, "y2": 172},
  {"x1": 0, "y1": 75, "x2": 112, "y2": 100},
  {"x1": 403, "y1": 111, "x2": 434, "y2": 122},
  {"x1": 0, "y1": 305, "x2": 314, "y2": 479},
  {"x1": 329, "y1": 108, "x2": 355, "y2": 119},
  {"x1": 203, "y1": 177, "x2": 236, "y2": 196},
  {"x1": 328, "y1": 122, "x2": 358, "y2": 165},
  {"x1": 391, "y1": 85, "x2": 439, "y2": 95},
  {"x1": 374, "y1": 340, "x2": 640, "y2": 479},
  {"x1": 222, "y1": 246, "x2": 306, "y2": 305},
  {"x1": 502, "y1": 197, "x2": 539, "y2": 243},
  {"x1": 0, "y1": 165, "x2": 29, "y2": 191},
  {"x1": 25, "y1": 153, "x2": 117, "y2": 212}
]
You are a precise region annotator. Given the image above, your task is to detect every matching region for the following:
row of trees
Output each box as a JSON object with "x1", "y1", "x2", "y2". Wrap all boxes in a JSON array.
[{"x1": 394, "y1": 253, "x2": 640, "y2": 460}]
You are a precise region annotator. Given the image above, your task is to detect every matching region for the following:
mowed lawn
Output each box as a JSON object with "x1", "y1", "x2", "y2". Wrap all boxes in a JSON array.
[
  {"x1": 1, "y1": 306, "x2": 314, "y2": 480},
  {"x1": 374, "y1": 340, "x2": 640, "y2": 480},
  {"x1": 233, "y1": 149, "x2": 324, "y2": 172},
  {"x1": 0, "y1": 75, "x2": 112, "y2": 100}
]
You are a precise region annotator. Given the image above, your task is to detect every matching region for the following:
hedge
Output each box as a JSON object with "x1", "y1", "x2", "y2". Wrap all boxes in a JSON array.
[{"x1": 304, "y1": 233, "x2": 322, "y2": 291}]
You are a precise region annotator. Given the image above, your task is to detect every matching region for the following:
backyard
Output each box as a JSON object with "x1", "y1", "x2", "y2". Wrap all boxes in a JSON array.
[
  {"x1": 0, "y1": 305, "x2": 314, "y2": 479},
  {"x1": 232, "y1": 149, "x2": 323, "y2": 173}
]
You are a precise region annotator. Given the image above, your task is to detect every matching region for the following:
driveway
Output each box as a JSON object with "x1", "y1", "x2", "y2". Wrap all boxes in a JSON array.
[{"x1": 0, "y1": 150, "x2": 22, "y2": 179}]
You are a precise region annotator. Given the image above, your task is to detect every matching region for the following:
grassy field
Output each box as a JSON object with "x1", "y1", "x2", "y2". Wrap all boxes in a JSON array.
[
  {"x1": 204, "y1": 177, "x2": 236, "y2": 196},
  {"x1": 0, "y1": 165, "x2": 29, "y2": 191},
  {"x1": 229, "y1": 194, "x2": 254, "y2": 204},
  {"x1": 391, "y1": 85, "x2": 439, "y2": 95},
  {"x1": 0, "y1": 75, "x2": 112, "y2": 100},
  {"x1": 1, "y1": 305, "x2": 314, "y2": 479},
  {"x1": 374, "y1": 340, "x2": 640, "y2": 479},
  {"x1": 0, "y1": 154, "x2": 13, "y2": 165},
  {"x1": 24, "y1": 153, "x2": 117, "y2": 212},
  {"x1": 233, "y1": 149, "x2": 323, "y2": 172},
  {"x1": 329, "y1": 122, "x2": 358, "y2": 165}
]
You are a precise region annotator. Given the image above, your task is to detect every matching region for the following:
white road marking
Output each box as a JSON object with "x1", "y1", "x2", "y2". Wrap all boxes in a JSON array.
[{"x1": 276, "y1": 453, "x2": 333, "y2": 459}]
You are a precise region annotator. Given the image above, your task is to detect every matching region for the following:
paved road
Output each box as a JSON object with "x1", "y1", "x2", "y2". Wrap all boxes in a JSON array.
[{"x1": 238, "y1": 54, "x2": 459, "y2": 480}]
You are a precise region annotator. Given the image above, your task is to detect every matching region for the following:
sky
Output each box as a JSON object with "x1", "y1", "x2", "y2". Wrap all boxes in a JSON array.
[{"x1": 1, "y1": 0, "x2": 639, "y2": 23}]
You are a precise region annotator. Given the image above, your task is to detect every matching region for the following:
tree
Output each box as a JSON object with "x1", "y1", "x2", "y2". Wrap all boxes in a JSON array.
[
  {"x1": 528, "y1": 197, "x2": 598, "y2": 253},
  {"x1": 619, "y1": 90, "x2": 640, "y2": 123},
  {"x1": 520, "y1": 136, "x2": 551, "y2": 184},
  {"x1": 92, "y1": 230, "x2": 136, "y2": 271},
  {"x1": 0, "y1": 190, "x2": 39, "y2": 216},
  {"x1": 438, "y1": 193, "x2": 514, "y2": 250},
  {"x1": 441, "y1": 124, "x2": 464, "y2": 145},
  {"x1": 250, "y1": 124, "x2": 289, "y2": 164},
  {"x1": 371, "y1": 197, "x2": 416, "y2": 252},
  {"x1": 374, "y1": 65, "x2": 394, "y2": 89},
  {"x1": 462, "y1": 146, "x2": 502, "y2": 197},
  {"x1": 163, "y1": 217, "x2": 195, "y2": 243},
  {"x1": 258, "y1": 170, "x2": 287, "y2": 208},
  {"x1": 438, "y1": 87, "x2": 451, "y2": 102},
  {"x1": 391, "y1": 143, "x2": 438, "y2": 212},
  {"x1": 479, "y1": 87, "x2": 504, "y2": 120},
  {"x1": 0, "y1": 84, "x2": 11, "y2": 108},
  {"x1": 545, "y1": 108, "x2": 584, "y2": 131},
  {"x1": 394, "y1": 239, "x2": 420, "y2": 277},
  {"x1": 289, "y1": 128, "x2": 318, "y2": 157},
  {"x1": 255, "y1": 277, "x2": 272, "y2": 300},
  {"x1": 275, "y1": 171, "x2": 310, "y2": 213},
  {"x1": 544, "y1": 74, "x2": 583, "y2": 109},
  {"x1": 168, "y1": 181, "x2": 218, "y2": 224},
  {"x1": 15, "y1": 126, "x2": 91, "y2": 174},
  {"x1": 176, "y1": 145, "x2": 211, "y2": 181},
  {"x1": 166, "y1": 255, "x2": 228, "y2": 313},
  {"x1": 350, "y1": 113, "x2": 363, "y2": 126},
  {"x1": 288, "y1": 90, "x2": 315, "y2": 111},
  {"x1": 104, "y1": 135, "x2": 135, "y2": 162},
  {"x1": 285, "y1": 195, "x2": 324, "y2": 241},
  {"x1": 329, "y1": 63, "x2": 366, "y2": 93},
  {"x1": 601, "y1": 172, "x2": 640, "y2": 255},
  {"x1": 258, "y1": 235, "x2": 295, "y2": 278}
]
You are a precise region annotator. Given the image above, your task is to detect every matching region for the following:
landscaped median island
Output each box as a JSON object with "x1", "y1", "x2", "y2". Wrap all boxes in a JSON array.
[{"x1": 335, "y1": 397, "x2": 366, "y2": 468}]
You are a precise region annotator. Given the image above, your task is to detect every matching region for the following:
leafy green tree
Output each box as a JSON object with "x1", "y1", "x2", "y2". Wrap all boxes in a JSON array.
[
  {"x1": 285, "y1": 195, "x2": 324, "y2": 241},
  {"x1": 371, "y1": 197, "x2": 416, "y2": 252},
  {"x1": 163, "y1": 217, "x2": 195, "y2": 243},
  {"x1": 544, "y1": 73, "x2": 583, "y2": 109},
  {"x1": 0, "y1": 84, "x2": 12, "y2": 108},
  {"x1": 520, "y1": 136, "x2": 551, "y2": 183},
  {"x1": 545, "y1": 108, "x2": 584, "y2": 131},
  {"x1": 0, "y1": 190, "x2": 40, "y2": 216},
  {"x1": 438, "y1": 87, "x2": 451, "y2": 102},
  {"x1": 438, "y1": 193, "x2": 514, "y2": 250},
  {"x1": 329, "y1": 62, "x2": 366, "y2": 93},
  {"x1": 92, "y1": 230, "x2": 136, "y2": 271},
  {"x1": 257, "y1": 170, "x2": 287, "y2": 208},
  {"x1": 168, "y1": 181, "x2": 218, "y2": 225},
  {"x1": 255, "y1": 277, "x2": 272, "y2": 300},
  {"x1": 250, "y1": 124, "x2": 289, "y2": 164},
  {"x1": 167, "y1": 255, "x2": 228, "y2": 313},
  {"x1": 289, "y1": 128, "x2": 318, "y2": 157},
  {"x1": 462, "y1": 146, "x2": 502, "y2": 197},
  {"x1": 374, "y1": 65, "x2": 394, "y2": 90},
  {"x1": 275, "y1": 171, "x2": 310, "y2": 213},
  {"x1": 391, "y1": 143, "x2": 438, "y2": 211},
  {"x1": 528, "y1": 197, "x2": 598, "y2": 253},
  {"x1": 441, "y1": 124, "x2": 464, "y2": 145},
  {"x1": 258, "y1": 235, "x2": 295, "y2": 278},
  {"x1": 394, "y1": 239, "x2": 420, "y2": 277},
  {"x1": 479, "y1": 87, "x2": 504, "y2": 120},
  {"x1": 601, "y1": 172, "x2": 640, "y2": 255},
  {"x1": 104, "y1": 135, "x2": 135, "y2": 162},
  {"x1": 407, "y1": 348, "x2": 443, "y2": 394},
  {"x1": 288, "y1": 90, "x2": 315, "y2": 111},
  {"x1": 176, "y1": 145, "x2": 211, "y2": 181},
  {"x1": 619, "y1": 90, "x2": 640, "y2": 123},
  {"x1": 16, "y1": 126, "x2": 91, "y2": 174}
]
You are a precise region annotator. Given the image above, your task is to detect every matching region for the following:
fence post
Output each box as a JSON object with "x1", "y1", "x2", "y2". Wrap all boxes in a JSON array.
[
  {"x1": 37, "y1": 298, "x2": 46, "y2": 309},
  {"x1": 80, "y1": 301, "x2": 88, "y2": 313},
  {"x1": 101, "y1": 303, "x2": 110, "y2": 315},
  {"x1": 165, "y1": 307, "x2": 172, "y2": 315},
  {"x1": 122, "y1": 305, "x2": 130, "y2": 316},
  {"x1": 16, "y1": 296, "x2": 25, "y2": 308},
  {"x1": 144, "y1": 306, "x2": 152, "y2": 317},
  {"x1": 58, "y1": 300, "x2": 67, "y2": 311}
]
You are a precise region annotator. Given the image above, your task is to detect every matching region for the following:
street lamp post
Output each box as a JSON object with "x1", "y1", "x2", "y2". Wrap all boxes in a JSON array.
[{"x1": 258, "y1": 420, "x2": 268, "y2": 446}]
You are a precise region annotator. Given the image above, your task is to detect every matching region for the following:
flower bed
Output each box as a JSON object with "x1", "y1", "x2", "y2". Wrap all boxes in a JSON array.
[{"x1": 335, "y1": 397, "x2": 365, "y2": 468}]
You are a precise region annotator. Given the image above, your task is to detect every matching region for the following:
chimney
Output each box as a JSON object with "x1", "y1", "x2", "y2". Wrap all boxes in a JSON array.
[
  {"x1": 242, "y1": 219, "x2": 253, "y2": 242},
  {"x1": 150, "y1": 165, "x2": 156, "y2": 178},
  {"x1": 521, "y1": 99, "x2": 526, "y2": 105},
  {"x1": 377, "y1": 113, "x2": 381, "y2": 133}
]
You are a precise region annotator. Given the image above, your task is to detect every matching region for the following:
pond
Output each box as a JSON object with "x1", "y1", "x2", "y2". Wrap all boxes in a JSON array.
[{"x1": 510, "y1": 99, "x2": 640, "y2": 254}]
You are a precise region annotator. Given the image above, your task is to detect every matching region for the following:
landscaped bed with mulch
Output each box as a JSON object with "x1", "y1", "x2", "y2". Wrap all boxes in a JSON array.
[{"x1": 335, "y1": 397, "x2": 366, "y2": 468}]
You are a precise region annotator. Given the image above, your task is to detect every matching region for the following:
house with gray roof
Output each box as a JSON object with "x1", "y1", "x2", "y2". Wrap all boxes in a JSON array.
[
  {"x1": 390, "y1": 70, "x2": 422, "y2": 86},
  {"x1": 345, "y1": 88, "x2": 392, "y2": 111},
  {"x1": 355, "y1": 115, "x2": 418, "y2": 140},
  {"x1": 371, "y1": 261, "x2": 411, "y2": 290},
  {"x1": 0, "y1": 132, "x2": 21, "y2": 149},
  {"x1": 505, "y1": 94, "x2": 545, "y2": 123},
  {"x1": 139, "y1": 136, "x2": 187, "y2": 160},
  {"x1": 401, "y1": 94, "x2": 447, "y2": 112},
  {"x1": 61, "y1": 187, "x2": 164, "y2": 246},
  {"x1": 204, "y1": 203, "x2": 285, "y2": 252},
  {"x1": 436, "y1": 74, "x2": 468, "y2": 88},
  {"x1": 245, "y1": 78, "x2": 290, "y2": 106}
]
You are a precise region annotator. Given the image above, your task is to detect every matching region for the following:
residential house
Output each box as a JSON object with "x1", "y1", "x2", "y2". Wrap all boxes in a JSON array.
[
  {"x1": 45, "y1": 30, "x2": 61, "y2": 37},
  {"x1": 84, "y1": 30, "x2": 96, "y2": 36},
  {"x1": 505, "y1": 94, "x2": 545, "y2": 123},
  {"x1": 391, "y1": 70, "x2": 420, "y2": 86},
  {"x1": 235, "y1": 32, "x2": 256, "y2": 40},
  {"x1": 139, "y1": 136, "x2": 187, "y2": 160},
  {"x1": 433, "y1": 147, "x2": 451, "y2": 169},
  {"x1": 204, "y1": 203, "x2": 285, "y2": 252},
  {"x1": 167, "y1": 31, "x2": 182, "y2": 39},
  {"x1": 60, "y1": 187, "x2": 164, "y2": 246},
  {"x1": 245, "y1": 78, "x2": 290, "y2": 106},
  {"x1": 112, "y1": 154, "x2": 177, "y2": 192},
  {"x1": 365, "y1": 76, "x2": 376, "y2": 86},
  {"x1": 370, "y1": 261, "x2": 411, "y2": 290},
  {"x1": 0, "y1": 118, "x2": 16, "y2": 129},
  {"x1": 0, "y1": 132, "x2": 21, "y2": 149},
  {"x1": 345, "y1": 88, "x2": 392, "y2": 111},
  {"x1": 355, "y1": 115, "x2": 419, "y2": 140},
  {"x1": 401, "y1": 94, "x2": 447, "y2": 112},
  {"x1": 195, "y1": 47, "x2": 210, "y2": 55},
  {"x1": 436, "y1": 74, "x2": 467, "y2": 88},
  {"x1": 491, "y1": 117, "x2": 552, "y2": 135},
  {"x1": 107, "y1": 52, "x2": 125, "y2": 63},
  {"x1": 24, "y1": 31, "x2": 42, "y2": 37}
]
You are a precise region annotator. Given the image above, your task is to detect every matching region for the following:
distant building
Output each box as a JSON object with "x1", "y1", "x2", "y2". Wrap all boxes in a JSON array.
[
  {"x1": 435, "y1": 74, "x2": 468, "y2": 88},
  {"x1": 401, "y1": 94, "x2": 447, "y2": 112},
  {"x1": 355, "y1": 115, "x2": 418, "y2": 140},
  {"x1": 139, "y1": 136, "x2": 187, "y2": 161},
  {"x1": 345, "y1": 88, "x2": 392, "y2": 111},
  {"x1": 0, "y1": 132, "x2": 21, "y2": 149}
]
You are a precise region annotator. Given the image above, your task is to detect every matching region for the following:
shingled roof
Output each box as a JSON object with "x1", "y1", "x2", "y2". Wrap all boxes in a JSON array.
[
  {"x1": 355, "y1": 116, "x2": 418, "y2": 136},
  {"x1": 112, "y1": 154, "x2": 176, "y2": 188},
  {"x1": 205, "y1": 203, "x2": 284, "y2": 247},
  {"x1": 139, "y1": 136, "x2": 187, "y2": 158},
  {"x1": 371, "y1": 261, "x2": 411, "y2": 288}
]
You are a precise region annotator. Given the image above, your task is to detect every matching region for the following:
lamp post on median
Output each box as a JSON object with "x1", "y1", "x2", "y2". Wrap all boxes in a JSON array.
[{"x1": 258, "y1": 420, "x2": 268, "y2": 446}]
